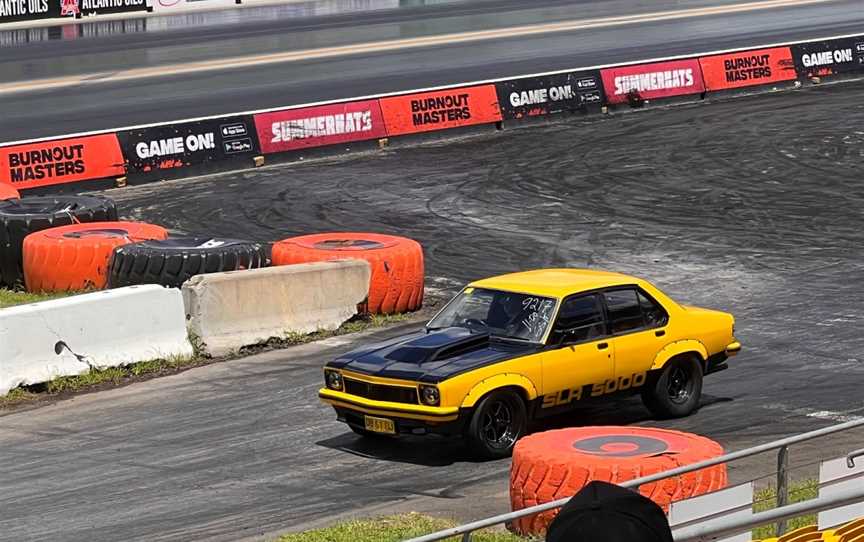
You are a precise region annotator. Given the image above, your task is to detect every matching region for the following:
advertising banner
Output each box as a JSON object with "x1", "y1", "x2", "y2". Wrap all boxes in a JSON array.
[
  {"x1": 77, "y1": 0, "x2": 147, "y2": 16},
  {"x1": 600, "y1": 59, "x2": 705, "y2": 104},
  {"x1": 118, "y1": 116, "x2": 259, "y2": 175},
  {"x1": 495, "y1": 71, "x2": 604, "y2": 120},
  {"x1": 378, "y1": 85, "x2": 502, "y2": 136},
  {"x1": 792, "y1": 37, "x2": 864, "y2": 79},
  {"x1": 254, "y1": 100, "x2": 386, "y2": 154},
  {"x1": 0, "y1": 134, "x2": 125, "y2": 190},
  {"x1": 150, "y1": 0, "x2": 236, "y2": 13},
  {"x1": 0, "y1": 0, "x2": 61, "y2": 24},
  {"x1": 699, "y1": 47, "x2": 797, "y2": 90}
]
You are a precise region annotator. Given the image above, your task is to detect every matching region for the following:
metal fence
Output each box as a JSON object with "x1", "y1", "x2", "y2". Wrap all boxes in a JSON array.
[
  {"x1": 403, "y1": 417, "x2": 864, "y2": 542},
  {"x1": 673, "y1": 477, "x2": 864, "y2": 542}
]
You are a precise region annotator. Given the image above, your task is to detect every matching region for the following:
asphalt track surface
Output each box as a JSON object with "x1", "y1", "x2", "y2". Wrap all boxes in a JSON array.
[
  {"x1": 2, "y1": 0, "x2": 864, "y2": 140},
  {"x1": 2, "y1": 79, "x2": 864, "y2": 541}
]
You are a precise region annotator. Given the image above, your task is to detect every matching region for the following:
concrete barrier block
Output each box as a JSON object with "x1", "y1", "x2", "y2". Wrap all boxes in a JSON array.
[
  {"x1": 182, "y1": 259, "x2": 371, "y2": 357},
  {"x1": 0, "y1": 285, "x2": 193, "y2": 396}
]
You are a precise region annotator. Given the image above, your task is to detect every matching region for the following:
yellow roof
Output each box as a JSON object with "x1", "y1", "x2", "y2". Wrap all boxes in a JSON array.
[{"x1": 468, "y1": 268, "x2": 641, "y2": 298}]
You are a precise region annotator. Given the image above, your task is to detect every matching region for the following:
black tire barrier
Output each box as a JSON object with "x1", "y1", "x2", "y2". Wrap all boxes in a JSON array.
[
  {"x1": 0, "y1": 195, "x2": 118, "y2": 288},
  {"x1": 106, "y1": 236, "x2": 268, "y2": 289}
]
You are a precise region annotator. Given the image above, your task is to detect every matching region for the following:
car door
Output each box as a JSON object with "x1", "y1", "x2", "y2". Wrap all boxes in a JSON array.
[
  {"x1": 540, "y1": 293, "x2": 615, "y2": 410},
  {"x1": 601, "y1": 287, "x2": 670, "y2": 391}
]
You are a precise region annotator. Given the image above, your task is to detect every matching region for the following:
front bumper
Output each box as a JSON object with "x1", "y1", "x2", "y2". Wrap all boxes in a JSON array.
[{"x1": 319, "y1": 388, "x2": 467, "y2": 436}]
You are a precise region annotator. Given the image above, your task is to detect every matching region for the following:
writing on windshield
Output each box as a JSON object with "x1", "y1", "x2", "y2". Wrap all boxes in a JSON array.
[{"x1": 427, "y1": 288, "x2": 557, "y2": 342}]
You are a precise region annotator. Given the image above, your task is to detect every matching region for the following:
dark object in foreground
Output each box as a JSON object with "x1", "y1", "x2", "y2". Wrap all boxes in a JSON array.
[{"x1": 545, "y1": 480, "x2": 674, "y2": 542}]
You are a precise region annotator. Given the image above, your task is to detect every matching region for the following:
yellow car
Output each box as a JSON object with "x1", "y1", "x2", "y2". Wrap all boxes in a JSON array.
[{"x1": 318, "y1": 268, "x2": 740, "y2": 458}]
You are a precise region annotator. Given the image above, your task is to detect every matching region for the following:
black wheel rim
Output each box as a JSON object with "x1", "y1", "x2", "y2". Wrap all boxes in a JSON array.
[
  {"x1": 667, "y1": 365, "x2": 693, "y2": 404},
  {"x1": 480, "y1": 399, "x2": 518, "y2": 450}
]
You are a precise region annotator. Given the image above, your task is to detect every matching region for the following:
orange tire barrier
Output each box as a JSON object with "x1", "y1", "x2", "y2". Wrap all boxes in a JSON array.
[
  {"x1": 0, "y1": 184, "x2": 19, "y2": 201},
  {"x1": 271, "y1": 232, "x2": 424, "y2": 314},
  {"x1": 509, "y1": 426, "x2": 727, "y2": 537},
  {"x1": 23, "y1": 221, "x2": 168, "y2": 293}
]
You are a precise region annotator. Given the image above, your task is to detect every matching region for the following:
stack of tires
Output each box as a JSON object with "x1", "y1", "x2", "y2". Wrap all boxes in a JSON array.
[
  {"x1": 0, "y1": 191, "x2": 425, "y2": 316},
  {"x1": 0, "y1": 195, "x2": 267, "y2": 293}
]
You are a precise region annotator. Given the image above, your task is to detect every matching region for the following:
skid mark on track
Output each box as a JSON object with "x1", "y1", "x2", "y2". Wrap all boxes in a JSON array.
[
  {"x1": 75, "y1": 80, "x2": 864, "y2": 539},
  {"x1": 765, "y1": 404, "x2": 864, "y2": 423}
]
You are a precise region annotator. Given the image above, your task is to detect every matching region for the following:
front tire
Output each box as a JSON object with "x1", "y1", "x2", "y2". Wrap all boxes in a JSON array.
[
  {"x1": 465, "y1": 390, "x2": 528, "y2": 459},
  {"x1": 642, "y1": 356, "x2": 703, "y2": 418}
]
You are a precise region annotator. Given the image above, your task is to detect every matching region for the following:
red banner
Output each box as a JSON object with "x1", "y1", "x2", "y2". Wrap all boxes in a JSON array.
[
  {"x1": 699, "y1": 47, "x2": 797, "y2": 90},
  {"x1": 600, "y1": 59, "x2": 705, "y2": 104},
  {"x1": 0, "y1": 134, "x2": 125, "y2": 190},
  {"x1": 255, "y1": 100, "x2": 386, "y2": 154},
  {"x1": 378, "y1": 85, "x2": 502, "y2": 136}
]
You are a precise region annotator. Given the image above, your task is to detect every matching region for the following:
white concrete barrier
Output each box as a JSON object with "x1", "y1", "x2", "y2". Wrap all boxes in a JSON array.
[
  {"x1": 0, "y1": 285, "x2": 193, "y2": 396},
  {"x1": 182, "y1": 259, "x2": 371, "y2": 357}
]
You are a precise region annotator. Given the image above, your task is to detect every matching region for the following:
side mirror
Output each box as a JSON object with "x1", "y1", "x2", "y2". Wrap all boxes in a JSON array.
[{"x1": 555, "y1": 329, "x2": 578, "y2": 346}]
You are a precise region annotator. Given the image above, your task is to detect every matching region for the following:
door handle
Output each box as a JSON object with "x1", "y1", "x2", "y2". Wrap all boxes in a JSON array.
[
  {"x1": 655, "y1": 330, "x2": 666, "y2": 337},
  {"x1": 597, "y1": 342, "x2": 608, "y2": 350}
]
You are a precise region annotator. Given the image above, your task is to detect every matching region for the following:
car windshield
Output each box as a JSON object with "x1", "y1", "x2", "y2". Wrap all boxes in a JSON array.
[{"x1": 426, "y1": 287, "x2": 558, "y2": 343}]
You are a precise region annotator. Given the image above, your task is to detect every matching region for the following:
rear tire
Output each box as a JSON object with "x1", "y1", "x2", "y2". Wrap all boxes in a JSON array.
[
  {"x1": 642, "y1": 356, "x2": 703, "y2": 419},
  {"x1": 465, "y1": 389, "x2": 528, "y2": 459}
]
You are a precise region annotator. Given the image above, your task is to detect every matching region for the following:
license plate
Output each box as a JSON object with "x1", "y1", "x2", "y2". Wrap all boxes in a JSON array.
[{"x1": 364, "y1": 415, "x2": 395, "y2": 434}]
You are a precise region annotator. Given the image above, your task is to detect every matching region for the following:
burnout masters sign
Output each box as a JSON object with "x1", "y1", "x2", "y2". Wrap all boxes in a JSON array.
[
  {"x1": 600, "y1": 59, "x2": 705, "y2": 104},
  {"x1": 378, "y1": 85, "x2": 502, "y2": 136},
  {"x1": 699, "y1": 47, "x2": 797, "y2": 90},
  {"x1": 0, "y1": 134, "x2": 125, "y2": 189}
]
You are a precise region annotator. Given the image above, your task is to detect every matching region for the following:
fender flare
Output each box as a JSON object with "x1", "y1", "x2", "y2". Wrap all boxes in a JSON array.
[
  {"x1": 460, "y1": 373, "x2": 539, "y2": 408},
  {"x1": 650, "y1": 339, "x2": 708, "y2": 371}
]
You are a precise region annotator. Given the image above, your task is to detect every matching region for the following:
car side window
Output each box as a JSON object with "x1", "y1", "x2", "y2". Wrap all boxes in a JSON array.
[
  {"x1": 638, "y1": 290, "x2": 668, "y2": 327},
  {"x1": 548, "y1": 294, "x2": 606, "y2": 345},
  {"x1": 604, "y1": 289, "x2": 645, "y2": 334}
]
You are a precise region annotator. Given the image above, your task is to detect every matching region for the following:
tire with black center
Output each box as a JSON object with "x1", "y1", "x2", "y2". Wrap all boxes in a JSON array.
[
  {"x1": 465, "y1": 389, "x2": 528, "y2": 460},
  {"x1": 641, "y1": 355, "x2": 703, "y2": 419},
  {"x1": 106, "y1": 237, "x2": 268, "y2": 289},
  {"x1": 0, "y1": 195, "x2": 117, "y2": 288}
]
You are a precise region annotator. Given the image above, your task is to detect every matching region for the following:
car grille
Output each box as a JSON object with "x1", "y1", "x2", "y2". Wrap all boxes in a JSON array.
[{"x1": 343, "y1": 378, "x2": 419, "y2": 404}]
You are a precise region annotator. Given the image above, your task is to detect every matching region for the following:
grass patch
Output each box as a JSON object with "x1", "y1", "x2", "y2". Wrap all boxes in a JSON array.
[
  {"x1": 1, "y1": 310, "x2": 419, "y2": 410},
  {"x1": 0, "y1": 288, "x2": 75, "y2": 308},
  {"x1": 276, "y1": 513, "x2": 529, "y2": 542},
  {"x1": 239, "y1": 312, "x2": 412, "y2": 354},
  {"x1": 0, "y1": 354, "x2": 202, "y2": 409},
  {"x1": 276, "y1": 481, "x2": 821, "y2": 542},
  {"x1": 752, "y1": 478, "x2": 819, "y2": 539}
]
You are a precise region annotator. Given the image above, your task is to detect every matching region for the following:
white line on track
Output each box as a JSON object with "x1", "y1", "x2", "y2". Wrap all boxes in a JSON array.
[
  {"x1": 766, "y1": 404, "x2": 864, "y2": 423},
  {"x1": 3, "y1": 25, "x2": 862, "y2": 148},
  {"x1": 0, "y1": 0, "x2": 836, "y2": 96}
]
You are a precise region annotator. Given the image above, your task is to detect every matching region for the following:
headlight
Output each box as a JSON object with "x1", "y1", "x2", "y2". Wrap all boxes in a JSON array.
[
  {"x1": 419, "y1": 385, "x2": 440, "y2": 406},
  {"x1": 325, "y1": 369, "x2": 343, "y2": 391}
]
